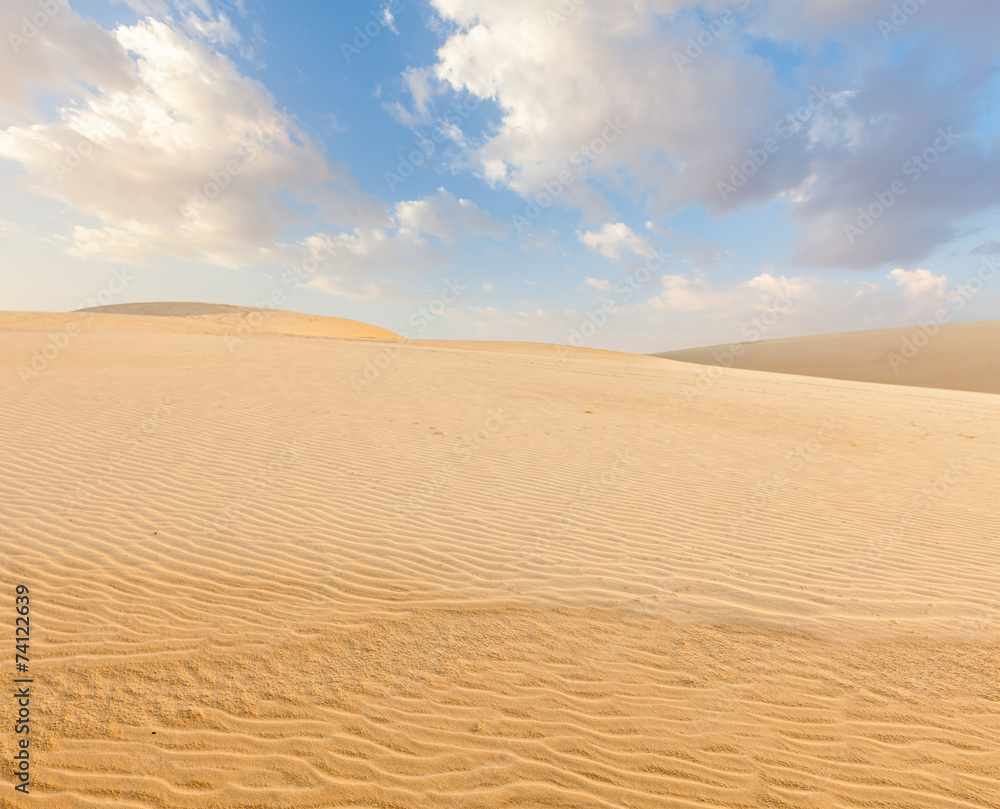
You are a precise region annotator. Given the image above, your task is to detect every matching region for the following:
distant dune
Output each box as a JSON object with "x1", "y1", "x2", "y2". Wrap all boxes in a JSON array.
[
  {"x1": 73, "y1": 301, "x2": 401, "y2": 339},
  {"x1": 2, "y1": 309, "x2": 998, "y2": 808},
  {"x1": 654, "y1": 321, "x2": 999, "y2": 394},
  {"x1": 80, "y1": 301, "x2": 276, "y2": 317}
]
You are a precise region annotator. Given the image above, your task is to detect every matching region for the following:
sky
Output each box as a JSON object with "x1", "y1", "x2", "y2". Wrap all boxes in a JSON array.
[{"x1": 0, "y1": 0, "x2": 997, "y2": 352}]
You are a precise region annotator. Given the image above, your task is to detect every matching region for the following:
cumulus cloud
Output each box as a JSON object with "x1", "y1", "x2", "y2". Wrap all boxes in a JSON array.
[
  {"x1": 0, "y1": 17, "x2": 388, "y2": 268},
  {"x1": 0, "y1": 9, "x2": 508, "y2": 290},
  {"x1": 0, "y1": 5, "x2": 510, "y2": 301},
  {"x1": 578, "y1": 222, "x2": 657, "y2": 260},
  {"x1": 425, "y1": 0, "x2": 783, "y2": 221},
  {"x1": 268, "y1": 186, "x2": 511, "y2": 300},
  {"x1": 262, "y1": 224, "x2": 451, "y2": 301},
  {"x1": 0, "y1": 0, "x2": 136, "y2": 122},
  {"x1": 414, "y1": 0, "x2": 999, "y2": 270},
  {"x1": 583, "y1": 277, "x2": 612, "y2": 292},
  {"x1": 424, "y1": 261, "x2": 986, "y2": 352},
  {"x1": 636, "y1": 266, "x2": 961, "y2": 349},
  {"x1": 394, "y1": 187, "x2": 506, "y2": 244},
  {"x1": 646, "y1": 272, "x2": 806, "y2": 314},
  {"x1": 889, "y1": 268, "x2": 948, "y2": 299},
  {"x1": 294, "y1": 229, "x2": 429, "y2": 300},
  {"x1": 120, "y1": 0, "x2": 263, "y2": 61},
  {"x1": 645, "y1": 267, "x2": 952, "y2": 318},
  {"x1": 181, "y1": 8, "x2": 242, "y2": 47}
]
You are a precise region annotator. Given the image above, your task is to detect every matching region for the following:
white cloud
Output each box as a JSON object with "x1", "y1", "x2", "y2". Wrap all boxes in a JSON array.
[
  {"x1": 140, "y1": 0, "x2": 262, "y2": 62},
  {"x1": 649, "y1": 274, "x2": 718, "y2": 313},
  {"x1": 267, "y1": 226, "x2": 446, "y2": 301},
  {"x1": 578, "y1": 222, "x2": 657, "y2": 260},
  {"x1": 633, "y1": 267, "x2": 964, "y2": 350},
  {"x1": 394, "y1": 187, "x2": 506, "y2": 244},
  {"x1": 0, "y1": 0, "x2": 136, "y2": 122},
  {"x1": 0, "y1": 17, "x2": 388, "y2": 268},
  {"x1": 181, "y1": 9, "x2": 241, "y2": 47},
  {"x1": 423, "y1": 0, "x2": 791, "y2": 219},
  {"x1": 414, "y1": 262, "x2": 980, "y2": 352},
  {"x1": 645, "y1": 271, "x2": 814, "y2": 315},
  {"x1": 889, "y1": 268, "x2": 947, "y2": 299},
  {"x1": 583, "y1": 277, "x2": 611, "y2": 292},
  {"x1": 379, "y1": 3, "x2": 399, "y2": 35},
  {"x1": 416, "y1": 0, "x2": 999, "y2": 268},
  {"x1": 268, "y1": 187, "x2": 510, "y2": 300}
]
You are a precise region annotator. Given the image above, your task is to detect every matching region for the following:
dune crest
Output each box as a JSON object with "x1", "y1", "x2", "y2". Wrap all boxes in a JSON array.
[
  {"x1": 73, "y1": 301, "x2": 402, "y2": 339},
  {"x1": 654, "y1": 320, "x2": 1000, "y2": 394}
]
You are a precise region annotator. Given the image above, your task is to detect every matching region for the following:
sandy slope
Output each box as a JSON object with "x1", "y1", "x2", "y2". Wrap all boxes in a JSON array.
[
  {"x1": 654, "y1": 320, "x2": 1000, "y2": 394},
  {"x1": 1, "y1": 312, "x2": 998, "y2": 809},
  {"x1": 74, "y1": 301, "x2": 402, "y2": 340}
]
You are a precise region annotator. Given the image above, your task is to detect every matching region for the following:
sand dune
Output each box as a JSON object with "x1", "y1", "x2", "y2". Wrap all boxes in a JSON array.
[
  {"x1": 654, "y1": 320, "x2": 1000, "y2": 394},
  {"x1": 1, "y1": 311, "x2": 998, "y2": 808},
  {"x1": 81, "y1": 301, "x2": 281, "y2": 317},
  {"x1": 73, "y1": 301, "x2": 402, "y2": 340}
]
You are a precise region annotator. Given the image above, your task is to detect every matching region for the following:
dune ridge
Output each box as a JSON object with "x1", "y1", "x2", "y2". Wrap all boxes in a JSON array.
[
  {"x1": 1, "y1": 312, "x2": 997, "y2": 808},
  {"x1": 654, "y1": 320, "x2": 1000, "y2": 394},
  {"x1": 70, "y1": 301, "x2": 402, "y2": 340}
]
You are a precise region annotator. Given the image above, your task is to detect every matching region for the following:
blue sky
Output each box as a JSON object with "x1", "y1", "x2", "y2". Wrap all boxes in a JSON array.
[{"x1": 1, "y1": 0, "x2": 997, "y2": 351}]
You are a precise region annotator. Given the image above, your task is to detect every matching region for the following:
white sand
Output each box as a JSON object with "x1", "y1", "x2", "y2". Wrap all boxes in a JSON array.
[{"x1": 1, "y1": 307, "x2": 997, "y2": 808}]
